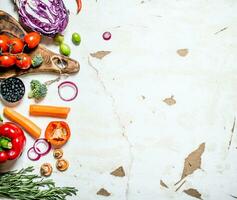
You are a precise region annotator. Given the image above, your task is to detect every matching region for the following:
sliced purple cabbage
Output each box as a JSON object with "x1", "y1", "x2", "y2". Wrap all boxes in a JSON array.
[{"x1": 15, "y1": 0, "x2": 69, "y2": 36}]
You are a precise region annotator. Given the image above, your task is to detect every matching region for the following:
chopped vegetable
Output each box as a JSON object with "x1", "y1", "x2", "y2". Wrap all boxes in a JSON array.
[
  {"x1": 15, "y1": 0, "x2": 69, "y2": 36},
  {"x1": 28, "y1": 80, "x2": 48, "y2": 100},
  {"x1": 76, "y1": 0, "x2": 82, "y2": 13},
  {"x1": 58, "y1": 81, "x2": 79, "y2": 101},
  {"x1": 33, "y1": 138, "x2": 51, "y2": 156},
  {"x1": 54, "y1": 33, "x2": 64, "y2": 45},
  {"x1": 45, "y1": 121, "x2": 71, "y2": 148},
  {"x1": 53, "y1": 149, "x2": 63, "y2": 159},
  {"x1": 27, "y1": 139, "x2": 51, "y2": 161},
  {"x1": 40, "y1": 163, "x2": 53, "y2": 177},
  {"x1": 29, "y1": 105, "x2": 70, "y2": 118},
  {"x1": 27, "y1": 147, "x2": 41, "y2": 161},
  {"x1": 60, "y1": 43, "x2": 71, "y2": 56},
  {"x1": 103, "y1": 31, "x2": 112, "y2": 40},
  {"x1": 32, "y1": 54, "x2": 43, "y2": 67},
  {"x1": 0, "y1": 166, "x2": 78, "y2": 199},
  {"x1": 3, "y1": 107, "x2": 41, "y2": 139},
  {"x1": 0, "y1": 122, "x2": 26, "y2": 163},
  {"x1": 16, "y1": 53, "x2": 31, "y2": 69},
  {"x1": 24, "y1": 32, "x2": 41, "y2": 49},
  {"x1": 0, "y1": 78, "x2": 25, "y2": 103},
  {"x1": 56, "y1": 159, "x2": 69, "y2": 171},
  {"x1": 72, "y1": 32, "x2": 81, "y2": 45}
]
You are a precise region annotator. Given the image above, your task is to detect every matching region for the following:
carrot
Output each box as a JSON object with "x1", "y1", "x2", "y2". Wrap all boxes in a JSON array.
[
  {"x1": 29, "y1": 105, "x2": 70, "y2": 119},
  {"x1": 3, "y1": 107, "x2": 41, "y2": 139}
]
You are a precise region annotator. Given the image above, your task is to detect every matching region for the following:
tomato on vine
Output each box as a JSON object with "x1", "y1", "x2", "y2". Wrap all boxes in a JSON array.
[
  {"x1": 0, "y1": 35, "x2": 9, "y2": 52},
  {"x1": 24, "y1": 32, "x2": 41, "y2": 49},
  {"x1": 8, "y1": 38, "x2": 24, "y2": 54},
  {"x1": 0, "y1": 55, "x2": 16, "y2": 67},
  {"x1": 16, "y1": 54, "x2": 31, "y2": 69}
]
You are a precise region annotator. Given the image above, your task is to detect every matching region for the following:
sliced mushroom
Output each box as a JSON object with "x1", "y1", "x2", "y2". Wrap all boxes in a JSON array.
[
  {"x1": 40, "y1": 163, "x2": 53, "y2": 177},
  {"x1": 53, "y1": 149, "x2": 63, "y2": 159},
  {"x1": 56, "y1": 159, "x2": 69, "y2": 171}
]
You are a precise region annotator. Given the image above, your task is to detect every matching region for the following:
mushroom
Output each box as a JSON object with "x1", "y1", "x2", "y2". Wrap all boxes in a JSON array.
[
  {"x1": 56, "y1": 159, "x2": 69, "y2": 171},
  {"x1": 53, "y1": 149, "x2": 63, "y2": 159},
  {"x1": 40, "y1": 163, "x2": 53, "y2": 177}
]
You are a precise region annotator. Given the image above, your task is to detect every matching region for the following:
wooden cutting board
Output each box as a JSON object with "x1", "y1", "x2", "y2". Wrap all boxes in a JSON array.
[{"x1": 0, "y1": 10, "x2": 80, "y2": 79}]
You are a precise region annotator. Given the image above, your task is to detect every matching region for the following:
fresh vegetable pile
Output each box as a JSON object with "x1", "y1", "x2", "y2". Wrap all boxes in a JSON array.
[
  {"x1": 0, "y1": 3, "x2": 86, "y2": 198},
  {"x1": 1, "y1": 104, "x2": 74, "y2": 194},
  {"x1": 0, "y1": 32, "x2": 41, "y2": 69}
]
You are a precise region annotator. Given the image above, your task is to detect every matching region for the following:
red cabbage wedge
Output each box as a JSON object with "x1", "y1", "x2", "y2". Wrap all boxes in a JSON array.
[{"x1": 14, "y1": 0, "x2": 69, "y2": 36}]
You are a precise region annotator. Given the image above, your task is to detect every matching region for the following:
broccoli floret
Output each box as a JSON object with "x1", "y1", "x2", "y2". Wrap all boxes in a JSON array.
[
  {"x1": 32, "y1": 55, "x2": 43, "y2": 68},
  {"x1": 28, "y1": 80, "x2": 48, "y2": 100},
  {"x1": 30, "y1": 80, "x2": 41, "y2": 90}
]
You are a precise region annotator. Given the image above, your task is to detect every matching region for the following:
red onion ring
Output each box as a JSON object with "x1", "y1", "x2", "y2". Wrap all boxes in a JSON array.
[
  {"x1": 33, "y1": 138, "x2": 51, "y2": 156},
  {"x1": 102, "y1": 32, "x2": 111, "y2": 40},
  {"x1": 58, "y1": 81, "x2": 78, "y2": 102},
  {"x1": 27, "y1": 147, "x2": 41, "y2": 161}
]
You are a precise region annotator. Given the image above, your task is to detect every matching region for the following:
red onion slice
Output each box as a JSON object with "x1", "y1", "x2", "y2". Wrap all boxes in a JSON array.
[
  {"x1": 33, "y1": 138, "x2": 51, "y2": 156},
  {"x1": 102, "y1": 31, "x2": 111, "y2": 40},
  {"x1": 27, "y1": 147, "x2": 41, "y2": 161},
  {"x1": 58, "y1": 81, "x2": 78, "y2": 102}
]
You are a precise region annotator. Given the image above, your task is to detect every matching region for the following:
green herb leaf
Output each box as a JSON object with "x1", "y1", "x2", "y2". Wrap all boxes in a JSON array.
[{"x1": 0, "y1": 166, "x2": 78, "y2": 200}]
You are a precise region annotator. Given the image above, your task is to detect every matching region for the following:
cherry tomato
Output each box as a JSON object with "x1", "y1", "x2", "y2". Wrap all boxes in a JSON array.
[
  {"x1": 24, "y1": 32, "x2": 41, "y2": 49},
  {"x1": 16, "y1": 54, "x2": 31, "y2": 69},
  {"x1": 8, "y1": 38, "x2": 24, "y2": 54},
  {"x1": 0, "y1": 35, "x2": 9, "y2": 52},
  {"x1": 0, "y1": 55, "x2": 16, "y2": 67}
]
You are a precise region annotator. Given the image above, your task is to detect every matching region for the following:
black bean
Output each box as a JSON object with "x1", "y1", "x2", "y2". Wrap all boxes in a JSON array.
[{"x1": 0, "y1": 78, "x2": 25, "y2": 103}]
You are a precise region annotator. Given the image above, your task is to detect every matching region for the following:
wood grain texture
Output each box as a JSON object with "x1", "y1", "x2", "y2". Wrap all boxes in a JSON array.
[{"x1": 0, "y1": 10, "x2": 80, "y2": 79}]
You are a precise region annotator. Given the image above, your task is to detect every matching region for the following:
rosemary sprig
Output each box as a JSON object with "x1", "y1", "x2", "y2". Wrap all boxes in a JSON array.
[{"x1": 0, "y1": 166, "x2": 78, "y2": 200}]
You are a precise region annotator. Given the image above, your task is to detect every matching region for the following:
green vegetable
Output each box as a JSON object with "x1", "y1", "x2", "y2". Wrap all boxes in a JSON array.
[
  {"x1": 0, "y1": 137, "x2": 11, "y2": 149},
  {"x1": 60, "y1": 43, "x2": 71, "y2": 56},
  {"x1": 54, "y1": 33, "x2": 64, "y2": 45},
  {"x1": 0, "y1": 166, "x2": 78, "y2": 200},
  {"x1": 28, "y1": 80, "x2": 48, "y2": 100},
  {"x1": 32, "y1": 54, "x2": 43, "y2": 67},
  {"x1": 72, "y1": 32, "x2": 81, "y2": 45}
]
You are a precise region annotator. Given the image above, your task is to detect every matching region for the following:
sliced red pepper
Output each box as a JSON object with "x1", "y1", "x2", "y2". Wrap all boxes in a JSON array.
[
  {"x1": 76, "y1": 0, "x2": 82, "y2": 14},
  {"x1": 45, "y1": 121, "x2": 71, "y2": 148},
  {"x1": 0, "y1": 122, "x2": 26, "y2": 163}
]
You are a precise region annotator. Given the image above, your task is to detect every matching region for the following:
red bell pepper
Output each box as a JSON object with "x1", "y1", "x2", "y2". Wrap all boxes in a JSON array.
[{"x1": 0, "y1": 122, "x2": 26, "y2": 163}]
